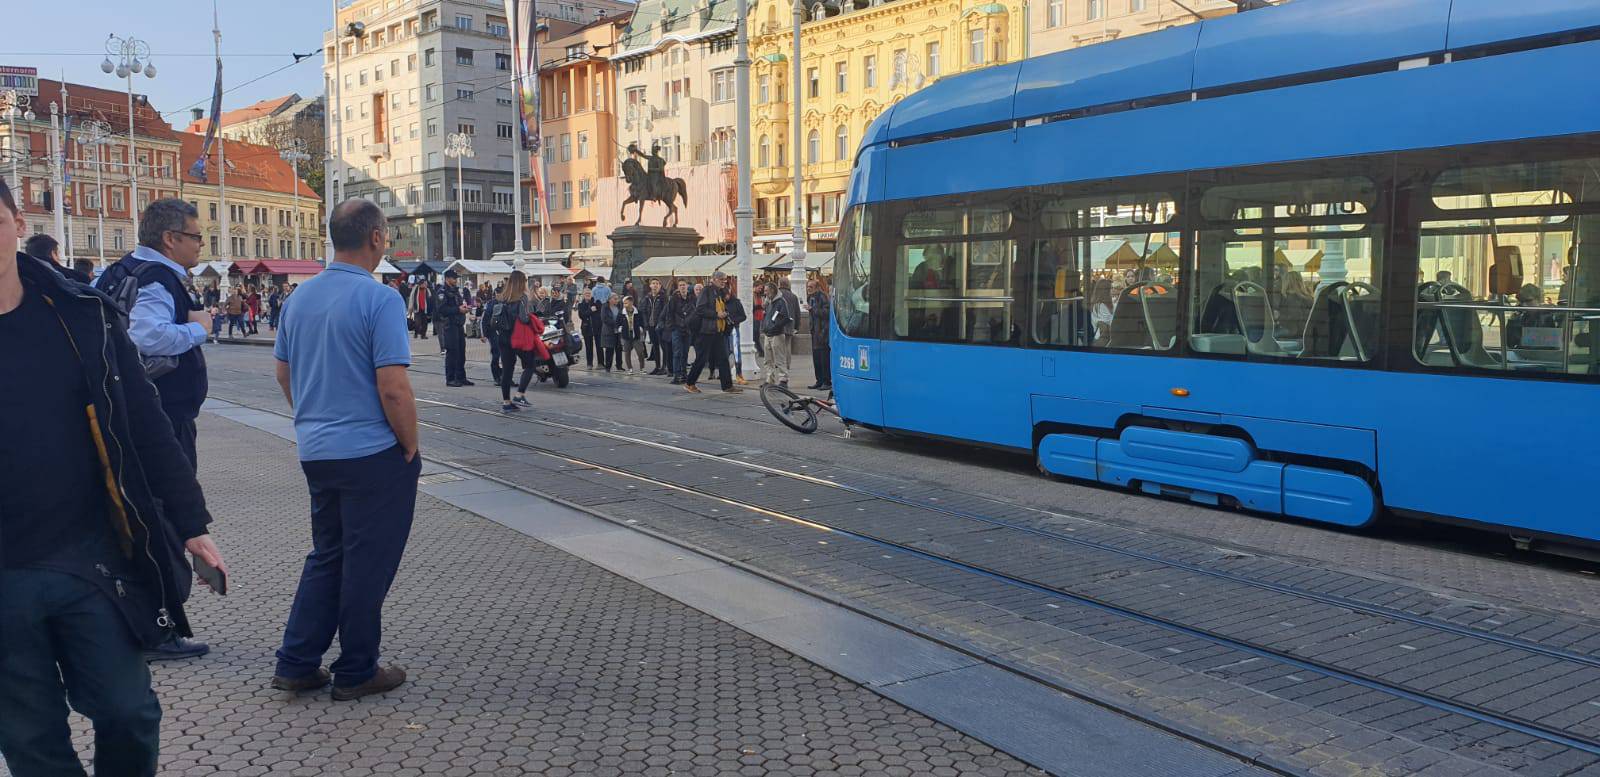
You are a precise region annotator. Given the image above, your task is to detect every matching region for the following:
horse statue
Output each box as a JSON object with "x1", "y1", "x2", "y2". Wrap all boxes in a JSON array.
[{"x1": 620, "y1": 142, "x2": 689, "y2": 227}]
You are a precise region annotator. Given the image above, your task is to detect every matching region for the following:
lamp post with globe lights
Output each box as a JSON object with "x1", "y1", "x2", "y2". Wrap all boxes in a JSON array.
[
  {"x1": 445, "y1": 132, "x2": 475, "y2": 262},
  {"x1": 1, "y1": 90, "x2": 34, "y2": 197},
  {"x1": 102, "y1": 34, "x2": 156, "y2": 234},
  {"x1": 75, "y1": 119, "x2": 114, "y2": 268},
  {"x1": 280, "y1": 141, "x2": 311, "y2": 261}
]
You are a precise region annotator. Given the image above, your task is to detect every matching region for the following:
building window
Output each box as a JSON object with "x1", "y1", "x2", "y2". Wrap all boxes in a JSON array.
[
  {"x1": 547, "y1": 185, "x2": 558, "y2": 215},
  {"x1": 579, "y1": 179, "x2": 591, "y2": 207},
  {"x1": 425, "y1": 83, "x2": 438, "y2": 101},
  {"x1": 560, "y1": 233, "x2": 572, "y2": 250},
  {"x1": 835, "y1": 61, "x2": 848, "y2": 93},
  {"x1": 495, "y1": 53, "x2": 511, "y2": 71},
  {"x1": 407, "y1": 53, "x2": 417, "y2": 71},
  {"x1": 757, "y1": 74, "x2": 770, "y2": 104},
  {"x1": 864, "y1": 55, "x2": 877, "y2": 88},
  {"x1": 1047, "y1": 0, "x2": 1063, "y2": 27},
  {"x1": 1131, "y1": 0, "x2": 1147, "y2": 10},
  {"x1": 835, "y1": 125, "x2": 849, "y2": 161},
  {"x1": 758, "y1": 136, "x2": 770, "y2": 168},
  {"x1": 455, "y1": 14, "x2": 473, "y2": 30},
  {"x1": 1087, "y1": 0, "x2": 1103, "y2": 20},
  {"x1": 928, "y1": 41, "x2": 941, "y2": 75},
  {"x1": 578, "y1": 232, "x2": 591, "y2": 248},
  {"x1": 493, "y1": 187, "x2": 513, "y2": 208},
  {"x1": 496, "y1": 122, "x2": 513, "y2": 139},
  {"x1": 892, "y1": 49, "x2": 908, "y2": 87},
  {"x1": 458, "y1": 122, "x2": 476, "y2": 136},
  {"x1": 969, "y1": 29, "x2": 986, "y2": 65},
  {"x1": 208, "y1": 202, "x2": 218, "y2": 220},
  {"x1": 712, "y1": 68, "x2": 735, "y2": 103},
  {"x1": 427, "y1": 119, "x2": 439, "y2": 137},
  {"x1": 808, "y1": 67, "x2": 819, "y2": 99},
  {"x1": 112, "y1": 229, "x2": 124, "y2": 250},
  {"x1": 424, "y1": 48, "x2": 436, "y2": 67},
  {"x1": 560, "y1": 133, "x2": 572, "y2": 162},
  {"x1": 456, "y1": 88, "x2": 475, "y2": 101},
  {"x1": 577, "y1": 131, "x2": 589, "y2": 159},
  {"x1": 456, "y1": 47, "x2": 474, "y2": 66},
  {"x1": 488, "y1": 19, "x2": 509, "y2": 36},
  {"x1": 807, "y1": 129, "x2": 820, "y2": 164},
  {"x1": 375, "y1": 66, "x2": 384, "y2": 82},
  {"x1": 360, "y1": 71, "x2": 368, "y2": 86}
]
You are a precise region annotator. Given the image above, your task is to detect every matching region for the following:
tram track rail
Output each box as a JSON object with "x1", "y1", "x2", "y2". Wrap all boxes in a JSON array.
[{"x1": 212, "y1": 385, "x2": 1600, "y2": 769}]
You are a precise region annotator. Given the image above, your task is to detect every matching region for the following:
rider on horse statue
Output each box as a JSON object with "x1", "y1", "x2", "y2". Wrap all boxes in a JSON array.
[{"x1": 620, "y1": 142, "x2": 689, "y2": 227}]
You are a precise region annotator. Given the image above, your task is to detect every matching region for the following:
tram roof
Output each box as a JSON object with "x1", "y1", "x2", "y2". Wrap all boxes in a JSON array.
[{"x1": 866, "y1": 0, "x2": 1600, "y2": 149}]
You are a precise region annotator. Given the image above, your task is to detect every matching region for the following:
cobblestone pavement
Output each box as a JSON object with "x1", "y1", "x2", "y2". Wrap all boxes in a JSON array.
[{"x1": 4, "y1": 414, "x2": 1041, "y2": 777}]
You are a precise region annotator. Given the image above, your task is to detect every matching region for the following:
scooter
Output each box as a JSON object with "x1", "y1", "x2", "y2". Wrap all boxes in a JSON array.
[{"x1": 532, "y1": 318, "x2": 579, "y2": 389}]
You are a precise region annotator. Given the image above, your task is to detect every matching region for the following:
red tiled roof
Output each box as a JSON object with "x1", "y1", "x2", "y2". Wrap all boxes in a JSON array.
[
  {"x1": 37, "y1": 78, "x2": 176, "y2": 141},
  {"x1": 235, "y1": 260, "x2": 324, "y2": 275},
  {"x1": 177, "y1": 132, "x2": 320, "y2": 200},
  {"x1": 183, "y1": 94, "x2": 297, "y2": 135}
]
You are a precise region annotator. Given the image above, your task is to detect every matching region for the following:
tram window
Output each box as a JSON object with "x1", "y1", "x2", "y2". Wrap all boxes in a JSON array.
[
  {"x1": 1192, "y1": 174, "x2": 1382, "y2": 362},
  {"x1": 902, "y1": 203, "x2": 1012, "y2": 238},
  {"x1": 1030, "y1": 188, "x2": 1181, "y2": 351},
  {"x1": 1412, "y1": 155, "x2": 1600, "y2": 378},
  {"x1": 834, "y1": 205, "x2": 874, "y2": 338},
  {"x1": 894, "y1": 239, "x2": 1021, "y2": 344}
]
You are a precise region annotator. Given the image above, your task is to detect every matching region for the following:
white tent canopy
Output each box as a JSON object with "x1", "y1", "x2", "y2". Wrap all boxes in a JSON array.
[
  {"x1": 519, "y1": 262, "x2": 574, "y2": 284},
  {"x1": 374, "y1": 259, "x2": 403, "y2": 276},
  {"x1": 448, "y1": 260, "x2": 516, "y2": 278}
]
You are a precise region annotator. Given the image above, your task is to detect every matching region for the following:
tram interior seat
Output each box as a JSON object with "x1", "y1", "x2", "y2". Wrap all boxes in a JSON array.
[
  {"x1": 1190, "y1": 283, "x2": 1247, "y2": 354},
  {"x1": 1234, "y1": 282, "x2": 1290, "y2": 356},
  {"x1": 1433, "y1": 282, "x2": 1503, "y2": 369},
  {"x1": 1340, "y1": 283, "x2": 1382, "y2": 361},
  {"x1": 1300, "y1": 282, "x2": 1351, "y2": 359},
  {"x1": 1105, "y1": 283, "x2": 1177, "y2": 350}
]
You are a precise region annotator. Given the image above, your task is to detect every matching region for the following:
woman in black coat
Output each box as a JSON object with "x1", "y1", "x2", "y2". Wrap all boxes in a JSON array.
[
  {"x1": 599, "y1": 296, "x2": 625, "y2": 371},
  {"x1": 576, "y1": 289, "x2": 601, "y2": 367}
]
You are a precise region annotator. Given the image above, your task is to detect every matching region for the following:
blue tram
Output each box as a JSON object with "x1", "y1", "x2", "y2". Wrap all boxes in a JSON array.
[{"x1": 829, "y1": 0, "x2": 1600, "y2": 549}]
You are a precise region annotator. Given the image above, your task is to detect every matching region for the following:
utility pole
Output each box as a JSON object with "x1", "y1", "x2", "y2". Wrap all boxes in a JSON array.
[
  {"x1": 788, "y1": 0, "x2": 808, "y2": 304},
  {"x1": 48, "y1": 102, "x2": 65, "y2": 249},
  {"x1": 446, "y1": 131, "x2": 475, "y2": 261},
  {"x1": 2, "y1": 91, "x2": 34, "y2": 202},
  {"x1": 281, "y1": 142, "x2": 310, "y2": 260},
  {"x1": 214, "y1": 1, "x2": 231, "y2": 263},
  {"x1": 102, "y1": 34, "x2": 155, "y2": 235},
  {"x1": 77, "y1": 120, "x2": 112, "y2": 268},
  {"x1": 733, "y1": 0, "x2": 756, "y2": 364}
]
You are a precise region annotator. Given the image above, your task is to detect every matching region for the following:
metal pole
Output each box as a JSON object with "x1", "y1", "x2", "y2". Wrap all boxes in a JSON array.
[
  {"x1": 534, "y1": 62, "x2": 548, "y2": 257},
  {"x1": 327, "y1": 0, "x2": 347, "y2": 262},
  {"x1": 788, "y1": 0, "x2": 808, "y2": 304},
  {"x1": 95, "y1": 144, "x2": 105, "y2": 266},
  {"x1": 509, "y1": 9, "x2": 524, "y2": 258},
  {"x1": 60, "y1": 81, "x2": 74, "y2": 260},
  {"x1": 49, "y1": 103, "x2": 65, "y2": 248},
  {"x1": 215, "y1": 2, "x2": 231, "y2": 263},
  {"x1": 734, "y1": 0, "x2": 756, "y2": 364},
  {"x1": 126, "y1": 72, "x2": 138, "y2": 234},
  {"x1": 456, "y1": 153, "x2": 465, "y2": 259}
]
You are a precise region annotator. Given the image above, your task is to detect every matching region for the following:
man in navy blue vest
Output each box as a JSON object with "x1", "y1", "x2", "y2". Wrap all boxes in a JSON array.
[{"x1": 95, "y1": 198, "x2": 214, "y2": 662}]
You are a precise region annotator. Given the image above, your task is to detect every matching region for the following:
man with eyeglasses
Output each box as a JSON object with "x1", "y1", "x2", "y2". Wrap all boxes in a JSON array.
[{"x1": 94, "y1": 197, "x2": 216, "y2": 662}]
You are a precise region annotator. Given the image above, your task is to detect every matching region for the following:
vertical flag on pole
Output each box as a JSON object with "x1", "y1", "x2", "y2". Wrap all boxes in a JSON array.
[
  {"x1": 189, "y1": 56, "x2": 224, "y2": 181},
  {"x1": 505, "y1": 0, "x2": 546, "y2": 225}
]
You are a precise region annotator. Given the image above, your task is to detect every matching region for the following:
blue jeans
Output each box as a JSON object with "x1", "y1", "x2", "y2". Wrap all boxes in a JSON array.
[
  {"x1": 0, "y1": 569, "x2": 161, "y2": 777},
  {"x1": 276, "y1": 444, "x2": 421, "y2": 688},
  {"x1": 671, "y1": 329, "x2": 690, "y2": 377}
]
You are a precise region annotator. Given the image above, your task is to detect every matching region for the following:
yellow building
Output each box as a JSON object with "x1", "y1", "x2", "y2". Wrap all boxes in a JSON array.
[
  {"x1": 750, "y1": 0, "x2": 1025, "y2": 253},
  {"x1": 1029, "y1": 0, "x2": 1254, "y2": 57}
]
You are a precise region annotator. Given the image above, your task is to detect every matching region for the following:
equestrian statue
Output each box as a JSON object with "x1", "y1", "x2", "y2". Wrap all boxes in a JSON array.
[{"x1": 620, "y1": 142, "x2": 689, "y2": 227}]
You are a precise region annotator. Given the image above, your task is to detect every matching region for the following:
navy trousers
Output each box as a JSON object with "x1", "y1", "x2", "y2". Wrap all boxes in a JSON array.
[
  {"x1": 275, "y1": 444, "x2": 421, "y2": 688},
  {"x1": 671, "y1": 329, "x2": 690, "y2": 377},
  {"x1": 0, "y1": 569, "x2": 161, "y2": 777}
]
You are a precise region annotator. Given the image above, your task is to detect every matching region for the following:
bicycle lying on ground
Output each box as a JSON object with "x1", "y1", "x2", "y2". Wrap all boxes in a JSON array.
[{"x1": 759, "y1": 383, "x2": 842, "y2": 434}]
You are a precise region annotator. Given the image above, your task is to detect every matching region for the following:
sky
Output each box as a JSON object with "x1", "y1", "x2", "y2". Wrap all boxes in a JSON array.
[{"x1": 5, "y1": 0, "x2": 331, "y2": 130}]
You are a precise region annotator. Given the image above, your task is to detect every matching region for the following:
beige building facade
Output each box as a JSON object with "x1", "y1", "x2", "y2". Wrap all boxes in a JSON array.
[
  {"x1": 1029, "y1": 0, "x2": 1256, "y2": 56},
  {"x1": 534, "y1": 16, "x2": 629, "y2": 260}
]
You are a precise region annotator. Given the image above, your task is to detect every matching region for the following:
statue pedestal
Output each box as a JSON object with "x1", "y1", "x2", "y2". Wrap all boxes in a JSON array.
[{"x1": 608, "y1": 226, "x2": 702, "y2": 286}]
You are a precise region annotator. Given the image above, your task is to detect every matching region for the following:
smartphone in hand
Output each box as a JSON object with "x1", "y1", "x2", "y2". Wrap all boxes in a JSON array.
[{"x1": 193, "y1": 553, "x2": 227, "y2": 596}]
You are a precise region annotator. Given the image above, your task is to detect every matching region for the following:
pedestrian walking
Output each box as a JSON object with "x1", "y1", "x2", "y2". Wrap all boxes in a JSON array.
[
  {"x1": 762, "y1": 282, "x2": 794, "y2": 387},
  {"x1": 407, "y1": 279, "x2": 431, "y2": 339},
  {"x1": 666, "y1": 279, "x2": 694, "y2": 384},
  {"x1": 435, "y1": 270, "x2": 471, "y2": 386},
  {"x1": 808, "y1": 278, "x2": 833, "y2": 390},
  {"x1": 684, "y1": 271, "x2": 738, "y2": 394},
  {"x1": 619, "y1": 295, "x2": 647, "y2": 372},
  {"x1": 92, "y1": 198, "x2": 217, "y2": 660},
  {"x1": 752, "y1": 285, "x2": 767, "y2": 361},
  {"x1": 577, "y1": 288, "x2": 601, "y2": 368},
  {"x1": 600, "y1": 294, "x2": 624, "y2": 371},
  {"x1": 641, "y1": 278, "x2": 668, "y2": 374},
  {"x1": 489, "y1": 271, "x2": 539, "y2": 412},
  {"x1": 225, "y1": 287, "x2": 247, "y2": 338},
  {"x1": 246, "y1": 285, "x2": 261, "y2": 335},
  {"x1": 725, "y1": 278, "x2": 749, "y2": 384},
  {"x1": 271, "y1": 199, "x2": 420, "y2": 701},
  {"x1": 779, "y1": 282, "x2": 801, "y2": 376},
  {"x1": 0, "y1": 179, "x2": 227, "y2": 775},
  {"x1": 268, "y1": 285, "x2": 284, "y2": 331}
]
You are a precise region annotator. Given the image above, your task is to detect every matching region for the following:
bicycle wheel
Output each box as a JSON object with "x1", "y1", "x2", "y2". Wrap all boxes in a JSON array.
[{"x1": 760, "y1": 383, "x2": 819, "y2": 433}]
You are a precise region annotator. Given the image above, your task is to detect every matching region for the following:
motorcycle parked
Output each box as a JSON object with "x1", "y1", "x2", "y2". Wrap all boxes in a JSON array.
[{"x1": 533, "y1": 320, "x2": 579, "y2": 389}]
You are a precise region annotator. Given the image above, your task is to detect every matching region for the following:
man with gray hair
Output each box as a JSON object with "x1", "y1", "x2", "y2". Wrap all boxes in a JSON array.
[{"x1": 92, "y1": 197, "x2": 215, "y2": 661}]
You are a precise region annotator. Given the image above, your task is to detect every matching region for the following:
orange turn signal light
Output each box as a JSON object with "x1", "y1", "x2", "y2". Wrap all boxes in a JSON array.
[{"x1": 1170, "y1": 388, "x2": 1191, "y2": 397}]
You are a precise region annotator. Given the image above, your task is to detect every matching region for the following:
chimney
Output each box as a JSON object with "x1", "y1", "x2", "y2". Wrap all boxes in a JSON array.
[{"x1": 192, "y1": 108, "x2": 205, "y2": 124}]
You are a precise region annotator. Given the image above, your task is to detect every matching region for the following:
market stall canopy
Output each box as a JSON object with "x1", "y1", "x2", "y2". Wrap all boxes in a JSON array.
[
  {"x1": 236, "y1": 260, "x2": 325, "y2": 276},
  {"x1": 673, "y1": 254, "x2": 735, "y2": 278},
  {"x1": 394, "y1": 260, "x2": 449, "y2": 275},
  {"x1": 448, "y1": 260, "x2": 516, "y2": 277},
  {"x1": 374, "y1": 259, "x2": 403, "y2": 275},
  {"x1": 190, "y1": 261, "x2": 232, "y2": 278},
  {"x1": 762, "y1": 251, "x2": 833, "y2": 273},
  {"x1": 630, "y1": 255, "x2": 691, "y2": 278},
  {"x1": 519, "y1": 262, "x2": 575, "y2": 283}
]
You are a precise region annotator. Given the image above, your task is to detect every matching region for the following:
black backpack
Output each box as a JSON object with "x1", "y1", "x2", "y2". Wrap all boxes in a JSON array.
[
  {"x1": 488, "y1": 299, "x2": 516, "y2": 337},
  {"x1": 102, "y1": 261, "x2": 183, "y2": 379}
]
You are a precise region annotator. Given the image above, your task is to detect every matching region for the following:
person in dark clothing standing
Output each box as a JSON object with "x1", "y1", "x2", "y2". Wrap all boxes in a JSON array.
[
  {"x1": 22, "y1": 233, "x2": 90, "y2": 283},
  {"x1": 808, "y1": 278, "x2": 833, "y2": 390},
  {"x1": 435, "y1": 270, "x2": 472, "y2": 386},
  {"x1": 576, "y1": 288, "x2": 601, "y2": 368},
  {"x1": 641, "y1": 278, "x2": 668, "y2": 374},
  {"x1": 0, "y1": 179, "x2": 228, "y2": 776},
  {"x1": 407, "y1": 280, "x2": 430, "y2": 338},
  {"x1": 491, "y1": 272, "x2": 538, "y2": 411},
  {"x1": 664, "y1": 280, "x2": 693, "y2": 384},
  {"x1": 599, "y1": 295, "x2": 624, "y2": 371},
  {"x1": 683, "y1": 271, "x2": 738, "y2": 394}
]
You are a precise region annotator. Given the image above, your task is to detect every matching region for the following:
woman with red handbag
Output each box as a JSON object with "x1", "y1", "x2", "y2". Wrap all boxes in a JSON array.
[{"x1": 492, "y1": 271, "x2": 545, "y2": 412}]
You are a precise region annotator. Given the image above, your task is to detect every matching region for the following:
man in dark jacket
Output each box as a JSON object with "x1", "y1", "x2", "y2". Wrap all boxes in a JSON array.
[
  {"x1": 807, "y1": 278, "x2": 833, "y2": 390},
  {"x1": 683, "y1": 271, "x2": 737, "y2": 394},
  {"x1": 435, "y1": 270, "x2": 472, "y2": 386},
  {"x1": 641, "y1": 278, "x2": 668, "y2": 375},
  {"x1": 0, "y1": 179, "x2": 227, "y2": 776},
  {"x1": 22, "y1": 233, "x2": 91, "y2": 283},
  {"x1": 665, "y1": 280, "x2": 695, "y2": 384}
]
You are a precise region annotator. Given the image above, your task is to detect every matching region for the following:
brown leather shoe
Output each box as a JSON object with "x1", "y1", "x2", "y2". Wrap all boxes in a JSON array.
[
  {"x1": 331, "y1": 665, "x2": 407, "y2": 701},
  {"x1": 683, "y1": 384, "x2": 701, "y2": 393},
  {"x1": 270, "y1": 667, "x2": 331, "y2": 692}
]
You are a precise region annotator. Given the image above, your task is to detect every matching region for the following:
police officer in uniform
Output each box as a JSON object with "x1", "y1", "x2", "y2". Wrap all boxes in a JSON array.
[{"x1": 436, "y1": 269, "x2": 472, "y2": 386}]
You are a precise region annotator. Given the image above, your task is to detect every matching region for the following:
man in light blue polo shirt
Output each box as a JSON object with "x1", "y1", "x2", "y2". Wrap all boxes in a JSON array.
[{"x1": 271, "y1": 199, "x2": 420, "y2": 701}]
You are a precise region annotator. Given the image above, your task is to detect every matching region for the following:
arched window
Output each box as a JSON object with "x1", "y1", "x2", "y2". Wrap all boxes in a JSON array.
[
  {"x1": 835, "y1": 125, "x2": 849, "y2": 161},
  {"x1": 807, "y1": 129, "x2": 820, "y2": 164},
  {"x1": 758, "y1": 135, "x2": 770, "y2": 167}
]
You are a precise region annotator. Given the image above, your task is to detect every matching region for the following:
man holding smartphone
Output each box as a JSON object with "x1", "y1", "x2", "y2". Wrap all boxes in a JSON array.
[{"x1": 270, "y1": 199, "x2": 421, "y2": 701}]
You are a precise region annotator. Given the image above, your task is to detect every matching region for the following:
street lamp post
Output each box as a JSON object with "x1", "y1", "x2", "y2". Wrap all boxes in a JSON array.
[
  {"x1": 47, "y1": 102, "x2": 66, "y2": 251},
  {"x1": 734, "y1": 0, "x2": 757, "y2": 365},
  {"x1": 1, "y1": 90, "x2": 34, "y2": 200},
  {"x1": 445, "y1": 132, "x2": 474, "y2": 262},
  {"x1": 327, "y1": 10, "x2": 365, "y2": 262},
  {"x1": 788, "y1": 0, "x2": 808, "y2": 305},
  {"x1": 280, "y1": 142, "x2": 310, "y2": 261},
  {"x1": 76, "y1": 119, "x2": 113, "y2": 268},
  {"x1": 102, "y1": 34, "x2": 155, "y2": 235}
]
